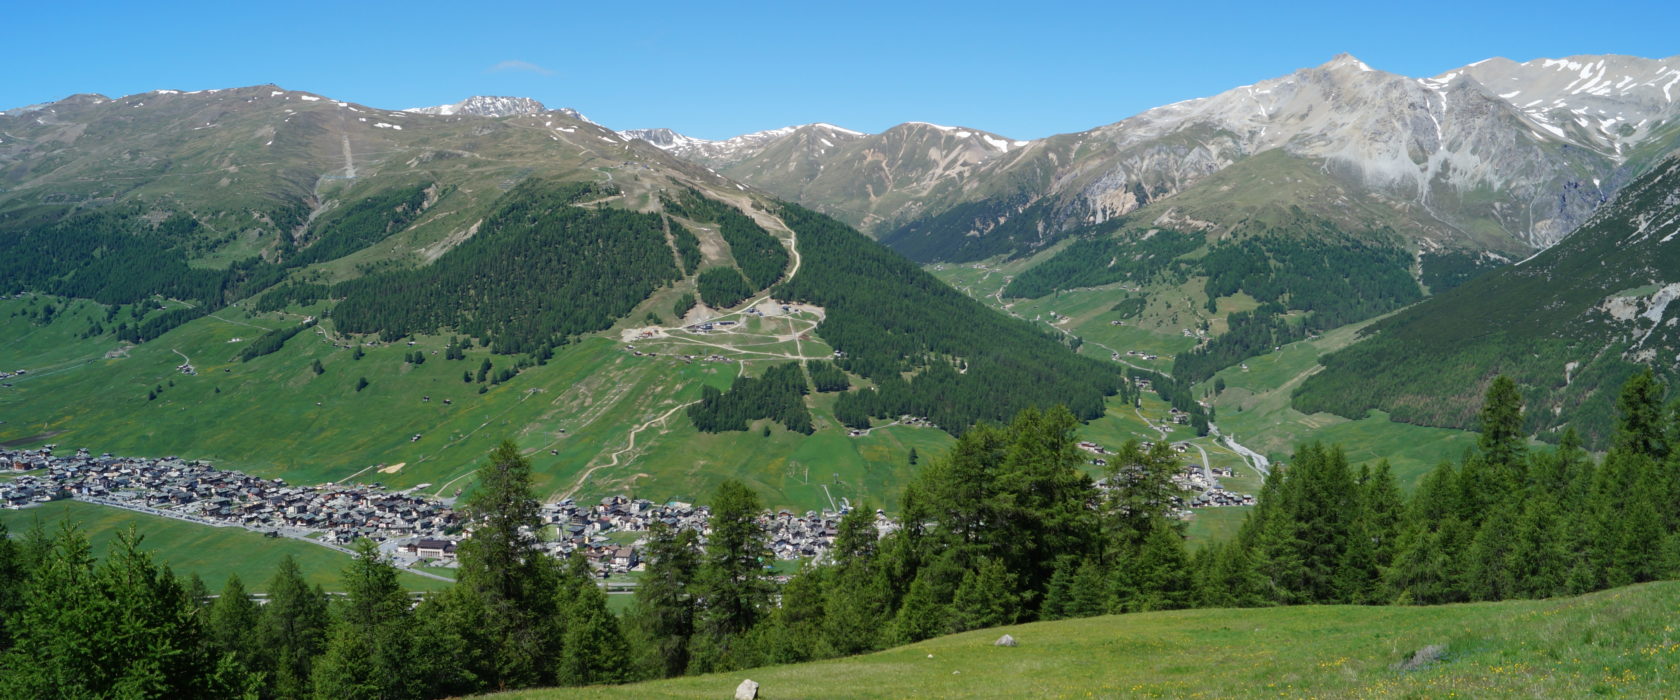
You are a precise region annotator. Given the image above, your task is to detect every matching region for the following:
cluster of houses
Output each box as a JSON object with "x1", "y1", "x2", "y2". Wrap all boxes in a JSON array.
[
  {"x1": 1, "y1": 447, "x2": 458, "y2": 545},
  {"x1": 0, "y1": 368, "x2": 26, "y2": 381},
  {"x1": 848, "y1": 415, "x2": 938, "y2": 437},
  {"x1": 534, "y1": 495, "x2": 877, "y2": 575},
  {"x1": 1076, "y1": 439, "x2": 1255, "y2": 514},
  {"x1": 5, "y1": 445, "x2": 878, "y2": 578},
  {"x1": 1122, "y1": 349, "x2": 1162, "y2": 361}
]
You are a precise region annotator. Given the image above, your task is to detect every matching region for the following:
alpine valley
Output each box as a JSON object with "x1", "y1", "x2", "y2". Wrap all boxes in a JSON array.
[{"x1": 8, "y1": 41, "x2": 1680, "y2": 698}]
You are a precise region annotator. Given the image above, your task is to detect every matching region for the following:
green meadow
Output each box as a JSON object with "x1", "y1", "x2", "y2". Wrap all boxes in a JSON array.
[
  {"x1": 0, "y1": 500, "x2": 446, "y2": 592},
  {"x1": 504, "y1": 581, "x2": 1680, "y2": 698}
]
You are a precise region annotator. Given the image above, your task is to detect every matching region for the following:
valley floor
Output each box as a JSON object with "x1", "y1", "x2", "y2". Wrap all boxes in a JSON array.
[{"x1": 501, "y1": 581, "x2": 1680, "y2": 698}]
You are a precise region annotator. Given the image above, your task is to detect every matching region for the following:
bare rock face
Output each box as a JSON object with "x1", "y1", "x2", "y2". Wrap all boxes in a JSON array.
[
  {"x1": 994, "y1": 634, "x2": 1018, "y2": 647},
  {"x1": 735, "y1": 678, "x2": 759, "y2": 700}
]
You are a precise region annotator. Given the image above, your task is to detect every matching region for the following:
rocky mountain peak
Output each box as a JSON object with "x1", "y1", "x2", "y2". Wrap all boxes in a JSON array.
[{"x1": 406, "y1": 96, "x2": 549, "y2": 118}]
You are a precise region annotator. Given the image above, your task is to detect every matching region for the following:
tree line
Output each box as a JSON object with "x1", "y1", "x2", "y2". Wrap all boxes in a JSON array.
[
  {"x1": 772, "y1": 204, "x2": 1124, "y2": 433},
  {"x1": 5, "y1": 371, "x2": 1677, "y2": 695},
  {"x1": 662, "y1": 188, "x2": 788, "y2": 290},
  {"x1": 688, "y1": 362, "x2": 815, "y2": 434},
  {"x1": 331, "y1": 179, "x2": 680, "y2": 355}
]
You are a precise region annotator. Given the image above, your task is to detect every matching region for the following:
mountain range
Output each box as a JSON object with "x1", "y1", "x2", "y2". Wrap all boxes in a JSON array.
[
  {"x1": 4, "y1": 50, "x2": 1680, "y2": 499},
  {"x1": 627, "y1": 53, "x2": 1680, "y2": 261},
  {"x1": 0, "y1": 83, "x2": 1121, "y2": 510}
]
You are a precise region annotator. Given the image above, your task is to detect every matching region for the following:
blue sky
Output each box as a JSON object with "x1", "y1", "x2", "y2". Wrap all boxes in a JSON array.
[{"x1": 8, "y1": 0, "x2": 1678, "y2": 140}]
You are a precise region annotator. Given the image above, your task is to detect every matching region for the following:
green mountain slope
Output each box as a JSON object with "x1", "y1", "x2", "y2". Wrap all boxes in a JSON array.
[
  {"x1": 1297, "y1": 154, "x2": 1680, "y2": 446},
  {"x1": 499, "y1": 581, "x2": 1680, "y2": 698},
  {"x1": 0, "y1": 88, "x2": 1122, "y2": 510}
]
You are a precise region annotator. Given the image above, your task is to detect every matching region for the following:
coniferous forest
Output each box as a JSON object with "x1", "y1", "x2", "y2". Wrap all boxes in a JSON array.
[
  {"x1": 687, "y1": 363, "x2": 816, "y2": 434},
  {"x1": 332, "y1": 180, "x2": 680, "y2": 354},
  {"x1": 6, "y1": 371, "x2": 1675, "y2": 696},
  {"x1": 773, "y1": 204, "x2": 1124, "y2": 432}
]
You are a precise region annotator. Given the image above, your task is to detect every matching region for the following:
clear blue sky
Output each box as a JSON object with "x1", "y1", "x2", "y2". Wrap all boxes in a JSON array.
[{"x1": 8, "y1": 0, "x2": 1677, "y2": 140}]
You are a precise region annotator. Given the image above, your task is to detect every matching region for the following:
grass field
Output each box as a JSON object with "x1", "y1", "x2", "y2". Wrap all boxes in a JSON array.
[
  {"x1": 0, "y1": 296, "x2": 945, "y2": 513},
  {"x1": 1202, "y1": 319, "x2": 1481, "y2": 489},
  {"x1": 504, "y1": 581, "x2": 1680, "y2": 698},
  {"x1": 928, "y1": 261, "x2": 1485, "y2": 492},
  {"x1": 0, "y1": 500, "x2": 446, "y2": 592}
]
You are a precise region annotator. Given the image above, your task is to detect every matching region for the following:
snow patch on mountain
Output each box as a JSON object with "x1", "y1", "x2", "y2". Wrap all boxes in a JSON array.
[{"x1": 406, "y1": 96, "x2": 549, "y2": 118}]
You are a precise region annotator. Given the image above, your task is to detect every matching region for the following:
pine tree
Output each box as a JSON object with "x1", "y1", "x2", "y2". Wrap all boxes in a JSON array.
[
  {"x1": 1464, "y1": 503, "x2": 1520, "y2": 601},
  {"x1": 889, "y1": 561, "x2": 954, "y2": 644},
  {"x1": 206, "y1": 573, "x2": 263, "y2": 677},
  {"x1": 0, "y1": 526, "x2": 233, "y2": 697},
  {"x1": 1616, "y1": 368, "x2": 1667, "y2": 460},
  {"x1": 453, "y1": 440, "x2": 562, "y2": 690},
  {"x1": 260, "y1": 554, "x2": 331, "y2": 698},
  {"x1": 1123, "y1": 525, "x2": 1191, "y2": 612},
  {"x1": 949, "y1": 556, "x2": 1019, "y2": 632},
  {"x1": 762, "y1": 565, "x2": 828, "y2": 664},
  {"x1": 556, "y1": 555, "x2": 630, "y2": 686},
  {"x1": 0, "y1": 521, "x2": 26, "y2": 652},
  {"x1": 1508, "y1": 496, "x2": 1569, "y2": 599},
  {"x1": 1478, "y1": 376, "x2": 1527, "y2": 472},
  {"x1": 311, "y1": 539, "x2": 421, "y2": 699},
  {"x1": 690, "y1": 479, "x2": 772, "y2": 672},
  {"x1": 625, "y1": 523, "x2": 699, "y2": 679},
  {"x1": 1040, "y1": 559, "x2": 1077, "y2": 621}
]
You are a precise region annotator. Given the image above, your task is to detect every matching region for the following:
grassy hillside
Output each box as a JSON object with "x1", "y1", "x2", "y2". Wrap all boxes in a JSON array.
[
  {"x1": 502, "y1": 581, "x2": 1680, "y2": 698},
  {"x1": 0, "y1": 295, "x2": 951, "y2": 512},
  {"x1": 0, "y1": 500, "x2": 446, "y2": 592},
  {"x1": 930, "y1": 251, "x2": 1481, "y2": 493},
  {"x1": 1296, "y1": 155, "x2": 1680, "y2": 448}
]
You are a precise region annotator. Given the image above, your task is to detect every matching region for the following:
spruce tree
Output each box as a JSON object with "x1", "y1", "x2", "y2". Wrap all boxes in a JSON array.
[
  {"x1": 1478, "y1": 375, "x2": 1527, "y2": 471},
  {"x1": 311, "y1": 539, "x2": 420, "y2": 699},
  {"x1": 260, "y1": 554, "x2": 331, "y2": 698},
  {"x1": 949, "y1": 556, "x2": 1019, "y2": 632},
  {"x1": 555, "y1": 555, "x2": 629, "y2": 686},
  {"x1": 625, "y1": 523, "x2": 699, "y2": 679},
  {"x1": 0, "y1": 521, "x2": 26, "y2": 652},
  {"x1": 691, "y1": 479, "x2": 772, "y2": 672},
  {"x1": 1, "y1": 527, "x2": 232, "y2": 697},
  {"x1": 1615, "y1": 368, "x2": 1667, "y2": 460},
  {"x1": 206, "y1": 573, "x2": 263, "y2": 676},
  {"x1": 454, "y1": 440, "x2": 562, "y2": 690}
]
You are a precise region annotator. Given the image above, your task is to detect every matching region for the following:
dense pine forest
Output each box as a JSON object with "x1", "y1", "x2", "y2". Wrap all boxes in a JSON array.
[
  {"x1": 331, "y1": 180, "x2": 679, "y2": 354},
  {"x1": 880, "y1": 193, "x2": 1065, "y2": 263},
  {"x1": 286, "y1": 183, "x2": 434, "y2": 267},
  {"x1": 1002, "y1": 227, "x2": 1200, "y2": 299},
  {"x1": 6, "y1": 371, "x2": 1674, "y2": 697},
  {"x1": 773, "y1": 204, "x2": 1124, "y2": 432},
  {"x1": 687, "y1": 363, "x2": 815, "y2": 434},
  {"x1": 694, "y1": 267, "x2": 755, "y2": 309}
]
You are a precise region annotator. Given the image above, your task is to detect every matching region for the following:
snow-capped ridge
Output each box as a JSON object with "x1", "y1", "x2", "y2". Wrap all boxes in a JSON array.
[{"x1": 406, "y1": 96, "x2": 550, "y2": 118}]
